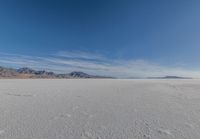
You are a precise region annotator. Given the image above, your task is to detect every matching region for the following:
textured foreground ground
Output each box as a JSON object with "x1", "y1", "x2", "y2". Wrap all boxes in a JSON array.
[{"x1": 0, "y1": 79, "x2": 200, "y2": 139}]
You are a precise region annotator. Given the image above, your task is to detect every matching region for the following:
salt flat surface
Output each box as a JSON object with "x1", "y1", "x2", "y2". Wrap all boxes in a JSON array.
[{"x1": 0, "y1": 79, "x2": 200, "y2": 139}]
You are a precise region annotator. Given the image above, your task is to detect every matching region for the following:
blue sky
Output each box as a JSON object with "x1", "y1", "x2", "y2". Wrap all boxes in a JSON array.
[{"x1": 0, "y1": 0, "x2": 200, "y2": 77}]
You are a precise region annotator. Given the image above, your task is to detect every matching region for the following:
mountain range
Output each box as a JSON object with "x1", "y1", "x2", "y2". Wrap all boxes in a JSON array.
[
  {"x1": 0, "y1": 66, "x2": 111, "y2": 79},
  {"x1": 0, "y1": 66, "x2": 192, "y2": 79}
]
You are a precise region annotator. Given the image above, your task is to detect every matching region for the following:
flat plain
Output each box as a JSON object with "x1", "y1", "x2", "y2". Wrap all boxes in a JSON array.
[{"x1": 0, "y1": 79, "x2": 200, "y2": 139}]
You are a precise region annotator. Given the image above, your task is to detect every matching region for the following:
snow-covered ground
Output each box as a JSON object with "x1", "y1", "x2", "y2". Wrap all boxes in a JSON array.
[{"x1": 0, "y1": 79, "x2": 200, "y2": 139}]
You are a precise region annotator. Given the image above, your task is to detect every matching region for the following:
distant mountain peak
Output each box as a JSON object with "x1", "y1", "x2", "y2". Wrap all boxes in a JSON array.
[
  {"x1": 69, "y1": 71, "x2": 91, "y2": 78},
  {"x1": 17, "y1": 67, "x2": 36, "y2": 74}
]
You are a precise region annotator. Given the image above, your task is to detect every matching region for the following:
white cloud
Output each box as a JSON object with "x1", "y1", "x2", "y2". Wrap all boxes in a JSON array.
[{"x1": 0, "y1": 51, "x2": 200, "y2": 78}]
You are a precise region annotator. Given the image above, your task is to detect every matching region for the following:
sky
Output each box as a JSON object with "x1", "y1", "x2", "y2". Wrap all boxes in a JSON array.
[{"x1": 0, "y1": 0, "x2": 200, "y2": 78}]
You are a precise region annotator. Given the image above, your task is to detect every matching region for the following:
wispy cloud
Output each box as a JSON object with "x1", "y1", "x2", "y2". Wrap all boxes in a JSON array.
[
  {"x1": 55, "y1": 51, "x2": 105, "y2": 61},
  {"x1": 0, "y1": 51, "x2": 200, "y2": 78}
]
